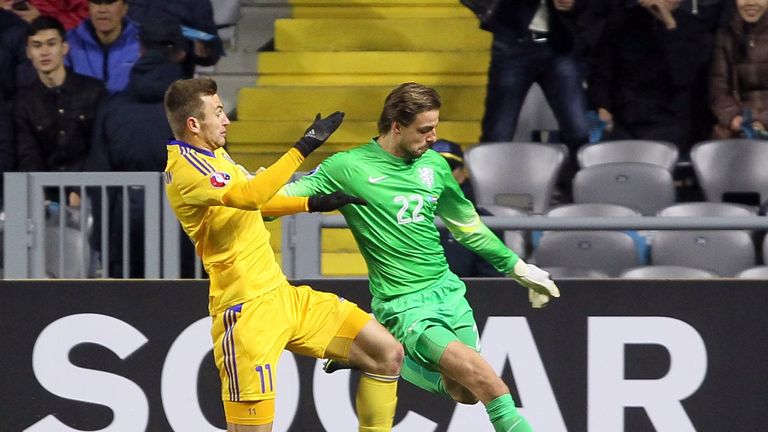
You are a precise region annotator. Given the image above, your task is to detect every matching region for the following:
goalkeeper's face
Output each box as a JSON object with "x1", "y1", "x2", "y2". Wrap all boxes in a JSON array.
[{"x1": 393, "y1": 110, "x2": 439, "y2": 160}]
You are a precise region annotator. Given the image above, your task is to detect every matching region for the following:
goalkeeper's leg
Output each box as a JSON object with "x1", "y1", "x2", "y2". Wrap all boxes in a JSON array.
[{"x1": 408, "y1": 325, "x2": 533, "y2": 431}]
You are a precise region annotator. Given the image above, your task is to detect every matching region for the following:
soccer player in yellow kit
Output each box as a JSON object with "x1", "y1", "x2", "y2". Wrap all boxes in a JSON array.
[{"x1": 162, "y1": 78, "x2": 403, "y2": 432}]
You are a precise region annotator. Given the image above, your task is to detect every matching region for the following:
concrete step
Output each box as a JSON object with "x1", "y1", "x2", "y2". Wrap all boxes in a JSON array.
[
  {"x1": 236, "y1": 86, "x2": 486, "y2": 121},
  {"x1": 258, "y1": 51, "x2": 489, "y2": 74},
  {"x1": 227, "y1": 120, "x2": 481, "y2": 145},
  {"x1": 275, "y1": 18, "x2": 490, "y2": 51},
  {"x1": 292, "y1": 5, "x2": 473, "y2": 18},
  {"x1": 256, "y1": 73, "x2": 486, "y2": 86}
]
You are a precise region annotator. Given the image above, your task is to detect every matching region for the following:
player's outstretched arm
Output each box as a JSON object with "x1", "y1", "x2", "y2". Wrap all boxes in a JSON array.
[
  {"x1": 508, "y1": 260, "x2": 561, "y2": 308},
  {"x1": 293, "y1": 111, "x2": 345, "y2": 157},
  {"x1": 308, "y1": 190, "x2": 367, "y2": 212},
  {"x1": 221, "y1": 112, "x2": 345, "y2": 210}
]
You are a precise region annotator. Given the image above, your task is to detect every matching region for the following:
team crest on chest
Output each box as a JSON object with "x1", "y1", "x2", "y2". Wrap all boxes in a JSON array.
[
  {"x1": 210, "y1": 172, "x2": 231, "y2": 188},
  {"x1": 418, "y1": 167, "x2": 434, "y2": 189}
]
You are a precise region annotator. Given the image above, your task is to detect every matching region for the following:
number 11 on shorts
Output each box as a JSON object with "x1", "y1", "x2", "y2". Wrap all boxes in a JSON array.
[{"x1": 255, "y1": 363, "x2": 274, "y2": 393}]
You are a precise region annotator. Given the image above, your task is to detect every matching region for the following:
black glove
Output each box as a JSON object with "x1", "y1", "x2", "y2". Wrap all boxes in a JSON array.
[
  {"x1": 308, "y1": 191, "x2": 367, "y2": 212},
  {"x1": 293, "y1": 111, "x2": 345, "y2": 157}
]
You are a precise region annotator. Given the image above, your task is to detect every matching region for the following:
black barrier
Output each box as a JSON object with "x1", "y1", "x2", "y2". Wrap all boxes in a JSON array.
[{"x1": 2, "y1": 279, "x2": 767, "y2": 431}]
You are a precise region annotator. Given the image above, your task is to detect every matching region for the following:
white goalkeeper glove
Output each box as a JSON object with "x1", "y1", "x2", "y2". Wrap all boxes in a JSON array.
[{"x1": 509, "y1": 260, "x2": 560, "y2": 308}]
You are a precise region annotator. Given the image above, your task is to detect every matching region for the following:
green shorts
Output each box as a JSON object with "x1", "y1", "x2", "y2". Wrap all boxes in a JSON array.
[{"x1": 371, "y1": 272, "x2": 479, "y2": 371}]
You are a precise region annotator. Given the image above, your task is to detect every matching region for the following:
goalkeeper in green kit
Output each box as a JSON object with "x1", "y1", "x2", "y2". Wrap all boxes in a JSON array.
[{"x1": 281, "y1": 82, "x2": 560, "y2": 432}]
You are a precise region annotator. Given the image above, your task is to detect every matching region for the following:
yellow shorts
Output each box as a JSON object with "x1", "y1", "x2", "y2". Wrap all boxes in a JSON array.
[{"x1": 211, "y1": 283, "x2": 371, "y2": 424}]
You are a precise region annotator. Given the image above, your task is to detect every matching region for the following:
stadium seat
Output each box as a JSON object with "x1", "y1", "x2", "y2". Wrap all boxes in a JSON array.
[
  {"x1": 577, "y1": 139, "x2": 679, "y2": 172},
  {"x1": 572, "y1": 162, "x2": 676, "y2": 215},
  {"x1": 45, "y1": 225, "x2": 91, "y2": 278},
  {"x1": 539, "y1": 203, "x2": 649, "y2": 263},
  {"x1": 736, "y1": 266, "x2": 768, "y2": 279},
  {"x1": 465, "y1": 142, "x2": 567, "y2": 214},
  {"x1": 542, "y1": 266, "x2": 610, "y2": 279},
  {"x1": 647, "y1": 202, "x2": 757, "y2": 276},
  {"x1": 480, "y1": 204, "x2": 528, "y2": 259},
  {"x1": 690, "y1": 139, "x2": 768, "y2": 206},
  {"x1": 533, "y1": 230, "x2": 640, "y2": 277},
  {"x1": 619, "y1": 265, "x2": 717, "y2": 279}
]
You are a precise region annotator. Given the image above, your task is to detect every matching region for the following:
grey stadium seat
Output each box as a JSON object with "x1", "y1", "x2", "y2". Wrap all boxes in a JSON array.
[
  {"x1": 647, "y1": 202, "x2": 757, "y2": 276},
  {"x1": 690, "y1": 139, "x2": 768, "y2": 205},
  {"x1": 480, "y1": 204, "x2": 528, "y2": 259},
  {"x1": 465, "y1": 142, "x2": 567, "y2": 214},
  {"x1": 572, "y1": 162, "x2": 676, "y2": 215},
  {"x1": 543, "y1": 266, "x2": 610, "y2": 279},
  {"x1": 578, "y1": 140, "x2": 679, "y2": 172},
  {"x1": 736, "y1": 266, "x2": 768, "y2": 279},
  {"x1": 619, "y1": 265, "x2": 717, "y2": 279},
  {"x1": 533, "y1": 230, "x2": 639, "y2": 277}
]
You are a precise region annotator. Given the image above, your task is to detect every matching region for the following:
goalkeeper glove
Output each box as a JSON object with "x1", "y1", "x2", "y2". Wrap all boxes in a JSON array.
[
  {"x1": 293, "y1": 111, "x2": 345, "y2": 157},
  {"x1": 508, "y1": 260, "x2": 560, "y2": 308},
  {"x1": 308, "y1": 191, "x2": 367, "y2": 212}
]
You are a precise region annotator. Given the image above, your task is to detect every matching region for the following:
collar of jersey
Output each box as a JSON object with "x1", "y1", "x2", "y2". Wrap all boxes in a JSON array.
[
  {"x1": 168, "y1": 139, "x2": 216, "y2": 158},
  {"x1": 369, "y1": 138, "x2": 417, "y2": 166}
]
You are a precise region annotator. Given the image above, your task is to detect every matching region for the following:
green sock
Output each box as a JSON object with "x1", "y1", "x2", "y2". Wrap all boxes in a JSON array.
[
  {"x1": 399, "y1": 356, "x2": 450, "y2": 398},
  {"x1": 485, "y1": 394, "x2": 533, "y2": 432}
]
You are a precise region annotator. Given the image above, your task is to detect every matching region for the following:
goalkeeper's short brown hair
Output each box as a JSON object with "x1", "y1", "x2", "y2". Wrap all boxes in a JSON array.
[{"x1": 377, "y1": 82, "x2": 442, "y2": 135}]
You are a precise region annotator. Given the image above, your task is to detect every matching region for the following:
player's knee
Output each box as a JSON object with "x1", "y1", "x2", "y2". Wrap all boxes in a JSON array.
[
  {"x1": 372, "y1": 338, "x2": 403, "y2": 376},
  {"x1": 452, "y1": 388, "x2": 479, "y2": 405}
]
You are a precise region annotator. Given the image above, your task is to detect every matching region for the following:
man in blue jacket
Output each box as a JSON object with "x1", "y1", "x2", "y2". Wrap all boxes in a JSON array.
[{"x1": 66, "y1": 0, "x2": 140, "y2": 93}]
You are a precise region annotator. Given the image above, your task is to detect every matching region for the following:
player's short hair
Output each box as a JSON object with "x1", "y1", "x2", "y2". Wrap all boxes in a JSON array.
[
  {"x1": 27, "y1": 16, "x2": 66, "y2": 41},
  {"x1": 377, "y1": 82, "x2": 442, "y2": 135},
  {"x1": 164, "y1": 78, "x2": 218, "y2": 138}
]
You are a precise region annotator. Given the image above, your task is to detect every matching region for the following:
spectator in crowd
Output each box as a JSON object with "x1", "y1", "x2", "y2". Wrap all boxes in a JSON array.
[
  {"x1": 710, "y1": 0, "x2": 768, "y2": 139},
  {"x1": 465, "y1": 0, "x2": 589, "y2": 159},
  {"x1": 126, "y1": 0, "x2": 223, "y2": 78},
  {"x1": 13, "y1": 15, "x2": 106, "y2": 207},
  {"x1": 1, "y1": 8, "x2": 36, "y2": 100},
  {"x1": 86, "y1": 15, "x2": 186, "y2": 277},
  {"x1": 0, "y1": 9, "x2": 35, "y2": 205},
  {"x1": 433, "y1": 139, "x2": 504, "y2": 277},
  {"x1": 587, "y1": 0, "x2": 719, "y2": 155},
  {"x1": 66, "y1": 0, "x2": 140, "y2": 93},
  {"x1": 1, "y1": 0, "x2": 89, "y2": 30}
]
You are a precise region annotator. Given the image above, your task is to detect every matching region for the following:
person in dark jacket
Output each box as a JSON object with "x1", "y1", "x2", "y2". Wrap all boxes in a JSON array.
[
  {"x1": 86, "y1": 15, "x2": 187, "y2": 277},
  {"x1": 709, "y1": 0, "x2": 768, "y2": 139},
  {"x1": 467, "y1": 0, "x2": 590, "y2": 160},
  {"x1": 126, "y1": 0, "x2": 223, "y2": 78},
  {"x1": 13, "y1": 15, "x2": 105, "y2": 206},
  {"x1": 587, "y1": 0, "x2": 724, "y2": 154},
  {"x1": 434, "y1": 139, "x2": 505, "y2": 278},
  {"x1": 0, "y1": 9, "x2": 35, "y2": 206}
]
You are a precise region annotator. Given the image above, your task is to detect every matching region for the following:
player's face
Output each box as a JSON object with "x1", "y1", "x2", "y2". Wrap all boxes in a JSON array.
[
  {"x1": 393, "y1": 110, "x2": 439, "y2": 160},
  {"x1": 196, "y1": 94, "x2": 230, "y2": 150},
  {"x1": 26, "y1": 30, "x2": 68, "y2": 74},
  {"x1": 738, "y1": 0, "x2": 768, "y2": 22}
]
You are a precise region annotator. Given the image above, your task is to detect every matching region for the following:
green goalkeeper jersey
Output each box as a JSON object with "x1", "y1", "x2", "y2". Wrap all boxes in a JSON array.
[{"x1": 281, "y1": 139, "x2": 520, "y2": 300}]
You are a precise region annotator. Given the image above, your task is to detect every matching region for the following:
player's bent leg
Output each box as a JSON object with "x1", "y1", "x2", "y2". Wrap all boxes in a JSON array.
[
  {"x1": 225, "y1": 400, "x2": 275, "y2": 432},
  {"x1": 442, "y1": 375, "x2": 479, "y2": 405},
  {"x1": 328, "y1": 308, "x2": 402, "y2": 432},
  {"x1": 347, "y1": 318, "x2": 403, "y2": 375},
  {"x1": 439, "y1": 342, "x2": 533, "y2": 432}
]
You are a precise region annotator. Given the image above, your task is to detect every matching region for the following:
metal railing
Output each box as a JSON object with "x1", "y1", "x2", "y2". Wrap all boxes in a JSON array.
[
  {"x1": 280, "y1": 213, "x2": 768, "y2": 279},
  {"x1": 3, "y1": 172, "x2": 184, "y2": 279},
  {"x1": 6, "y1": 172, "x2": 766, "y2": 280}
]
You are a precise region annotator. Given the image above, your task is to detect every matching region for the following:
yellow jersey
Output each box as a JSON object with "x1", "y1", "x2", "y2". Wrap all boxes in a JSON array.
[{"x1": 164, "y1": 139, "x2": 309, "y2": 315}]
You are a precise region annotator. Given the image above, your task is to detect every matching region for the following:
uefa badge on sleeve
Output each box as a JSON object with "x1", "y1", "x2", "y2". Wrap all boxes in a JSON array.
[{"x1": 210, "y1": 172, "x2": 231, "y2": 188}]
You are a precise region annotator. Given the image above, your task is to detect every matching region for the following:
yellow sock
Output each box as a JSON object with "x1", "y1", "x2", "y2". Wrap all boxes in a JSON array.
[{"x1": 356, "y1": 372, "x2": 399, "y2": 432}]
